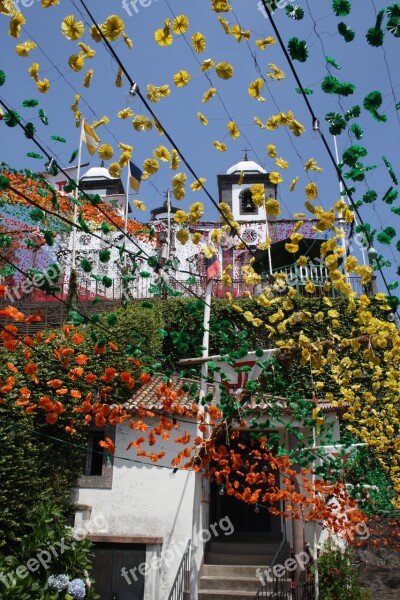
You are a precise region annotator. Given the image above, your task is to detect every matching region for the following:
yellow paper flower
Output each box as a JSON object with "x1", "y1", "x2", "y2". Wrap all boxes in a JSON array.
[
  {"x1": 305, "y1": 158, "x2": 323, "y2": 173},
  {"x1": 158, "y1": 84, "x2": 171, "y2": 98},
  {"x1": 133, "y1": 200, "x2": 146, "y2": 212},
  {"x1": 115, "y1": 67, "x2": 123, "y2": 88},
  {"x1": 174, "y1": 210, "x2": 188, "y2": 224},
  {"x1": 146, "y1": 84, "x2": 161, "y2": 103},
  {"x1": 267, "y1": 144, "x2": 277, "y2": 158},
  {"x1": 197, "y1": 112, "x2": 208, "y2": 126},
  {"x1": 172, "y1": 15, "x2": 189, "y2": 34},
  {"x1": 266, "y1": 116, "x2": 279, "y2": 130},
  {"x1": 0, "y1": 0, "x2": 14, "y2": 13},
  {"x1": 275, "y1": 157, "x2": 289, "y2": 169},
  {"x1": 153, "y1": 146, "x2": 171, "y2": 161},
  {"x1": 266, "y1": 199, "x2": 281, "y2": 217},
  {"x1": 9, "y1": 12, "x2": 25, "y2": 38},
  {"x1": 118, "y1": 151, "x2": 131, "y2": 168},
  {"x1": 296, "y1": 256, "x2": 308, "y2": 267},
  {"x1": 78, "y1": 42, "x2": 95, "y2": 58},
  {"x1": 202, "y1": 245, "x2": 216, "y2": 259},
  {"x1": 27, "y1": 63, "x2": 39, "y2": 82},
  {"x1": 118, "y1": 107, "x2": 134, "y2": 119},
  {"x1": 254, "y1": 117, "x2": 265, "y2": 129},
  {"x1": 305, "y1": 182, "x2": 318, "y2": 200},
  {"x1": 192, "y1": 32, "x2": 206, "y2": 53},
  {"x1": 61, "y1": 15, "x2": 84, "y2": 41},
  {"x1": 173, "y1": 70, "x2": 191, "y2": 87},
  {"x1": 218, "y1": 16, "x2": 231, "y2": 34},
  {"x1": 192, "y1": 232, "x2": 202, "y2": 244},
  {"x1": 101, "y1": 15, "x2": 125, "y2": 41},
  {"x1": 154, "y1": 24, "x2": 172, "y2": 46},
  {"x1": 92, "y1": 116, "x2": 109, "y2": 129},
  {"x1": 213, "y1": 141, "x2": 227, "y2": 152},
  {"x1": 122, "y1": 32, "x2": 133, "y2": 48},
  {"x1": 119, "y1": 143, "x2": 133, "y2": 154},
  {"x1": 201, "y1": 58, "x2": 216, "y2": 72},
  {"x1": 37, "y1": 79, "x2": 50, "y2": 93},
  {"x1": 143, "y1": 158, "x2": 159, "y2": 175},
  {"x1": 216, "y1": 62, "x2": 234, "y2": 79},
  {"x1": 230, "y1": 24, "x2": 250, "y2": 42},
  {"x1": 172, "y1": 173, "x2": 187, "y2": 187},
  {"x1": 289, "y1": 119, "x2": 305, "y2": 136},
  {"x1": 227, "y1": 121, "x2": 240, "y2": 139},
  {"x1": 42, "y1": 0, "x2": 60, "y2": 6},
  {"x1": 170, "y1": 149, "x2": 181, "y2": 170},
  {"x1": 202, "y1": 87, "x2": 217, "y2": 103},
  {"x1": 108, "y1": 163, "x2": 121, "y2": 178},
  {"x1": 248, "y1": 78, "x2": 265, "y2": 101},
  {"x1": 153, "y1": 118, "x2": 164, "y2": 135},
  {"x1": 83, "y1": 69, "x2": 94, "y2": 88},
  {"x1": 285, "y1": 243, "x2": 299, "y2": 253},
  {"x1": 133, "y1": 115, "x2": 153, "y2": 131},
  {"x1": 190, "y1": 178, "x2": 206, "y2": 191},
  {"x1": 289, "y1": 176, "x2": 299, "y2": 192},
  {"x1": 211, "y1": 0, "x2": 232, "y2": 11},
  {"x1": 176, "y1": 228, "x2": 189, "y2": 245},
  {"x1": 90, "y1": 25, "x2": 102, "y2": 43},
  {"x1": 15, "y1": 40, "x2": 37, "y2": 57},
  {"x1": 98, "y1": 144, "x2": 114, "y2": 160},
  {"x1": 269, "y1": 172, "x2": 283, "y2": 185},
  {"x1": 267, "y1": 63, "x2": 285, "y2": 80},
  {"x1": 255, "y1": 37, "x2": 276, "y2": 50},
  {"x1": 173, "y1": 187, "x2": 186, "y2": 200},
  {"x1": 68, "y1": 54, "x2": 85, "y2": 72}
]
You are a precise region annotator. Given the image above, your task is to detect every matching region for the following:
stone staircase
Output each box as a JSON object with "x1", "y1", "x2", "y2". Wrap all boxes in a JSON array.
[{"x1": 198, "y1": 542, "x2": 279, "y2": 600}]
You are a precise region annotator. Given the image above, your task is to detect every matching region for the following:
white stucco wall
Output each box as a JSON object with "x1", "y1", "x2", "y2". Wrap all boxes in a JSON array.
[{"x1": 73, "y1": 418, "x2": 201, "y2": 599}]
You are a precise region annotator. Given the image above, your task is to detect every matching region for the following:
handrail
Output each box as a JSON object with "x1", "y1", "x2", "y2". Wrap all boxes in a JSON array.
[
  {"x1": 167, "y1": 539, "x2": 191, "y2": 600},
  {"x1": 253, "y1": 539, "x2": 292, "y2": 600}
]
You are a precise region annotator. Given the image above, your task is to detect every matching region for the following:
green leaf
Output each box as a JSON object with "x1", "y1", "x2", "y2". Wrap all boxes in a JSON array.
[{"x1": 325, "y1": 55, "x2": 341, "y2": 69}]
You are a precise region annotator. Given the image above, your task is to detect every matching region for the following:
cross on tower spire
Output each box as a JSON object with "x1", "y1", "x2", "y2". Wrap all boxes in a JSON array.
[{"x1": 242, "y1": 147, "x2": 250, "y2": 161}]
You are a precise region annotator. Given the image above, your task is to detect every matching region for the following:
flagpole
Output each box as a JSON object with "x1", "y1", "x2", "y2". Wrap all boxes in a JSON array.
[
  {"x1": 72, "y1": 119, "x2": 84, "y2": 272},
  {"x1": 200, "y1": 278, "x2": 213, "y2": 399},
  {"x1": 166, "y1": 189, "x2": 171, "y2": 262},
  {"x1": 124, "y1": 162, "x2": 130, "y2": 266}
]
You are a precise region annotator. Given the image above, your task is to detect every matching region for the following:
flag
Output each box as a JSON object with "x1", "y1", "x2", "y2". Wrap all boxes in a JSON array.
[
  {"x1": 205, "y1": 253, "x2": 221, "y2": 283},
  {"x1": 129, "y1": 160, "x2": 142, "y2": 192},
  {"x1": 82, "y1": 120, "x2": 100, "y2": 156}
]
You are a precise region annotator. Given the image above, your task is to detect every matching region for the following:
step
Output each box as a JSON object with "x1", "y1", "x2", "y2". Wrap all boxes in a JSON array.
[
  {"x1": 202, "y1": 565, "x2": 268, "y2": 578},
  {"x1": 198, "y1": 591, "x2": 257, "y2": 600},
  {"x1": 206, "y1": 552, "x2": 273, "y2": 565},
  {"x1": 209, "y1": 542, "x2": 279, "y2": 555},
  {"x1": 199, "y1": 575, "x2": 261, "y2": 592}
]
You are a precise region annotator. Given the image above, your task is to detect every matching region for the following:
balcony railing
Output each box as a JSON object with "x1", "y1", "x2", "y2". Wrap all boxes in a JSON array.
[{"x1": 167, "y1": 539, "x2": 191, "y2": 600}]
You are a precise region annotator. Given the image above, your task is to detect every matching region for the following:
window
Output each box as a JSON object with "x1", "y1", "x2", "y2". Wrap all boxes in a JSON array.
[
  {"x1": 240, "y1": 188, "x2": 258, "y2": 214},
  {"x1": 84, "y1": 431, "x2": 105, "y2": 476}
]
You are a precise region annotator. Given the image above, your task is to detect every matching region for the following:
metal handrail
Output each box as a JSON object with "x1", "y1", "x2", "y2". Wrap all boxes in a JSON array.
[
  {"x1": 167, "y1": 539, "x2": 191, "y2": 600},
  {"x1": 253, "y1": 539, "x2": 292, "y2": 600}
]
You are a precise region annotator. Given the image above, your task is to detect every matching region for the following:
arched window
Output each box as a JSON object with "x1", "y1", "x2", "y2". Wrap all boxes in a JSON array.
[{"x1": 240, "y1": 188, "x2": 257, "y2": 214}]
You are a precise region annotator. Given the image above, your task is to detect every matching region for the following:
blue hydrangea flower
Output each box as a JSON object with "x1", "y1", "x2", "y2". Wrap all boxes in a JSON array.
[
  {"x1": 68, "y1": 578, "x2": 86, "y2": 600},
  {"x1": 48, "y1": 574, "x2": 69, "y2": 591}
]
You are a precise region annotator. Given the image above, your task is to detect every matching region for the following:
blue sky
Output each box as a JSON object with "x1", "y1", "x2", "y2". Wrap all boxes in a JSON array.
[{"x1": 1, "y1": 0, "x2": 399, "y2": 288}]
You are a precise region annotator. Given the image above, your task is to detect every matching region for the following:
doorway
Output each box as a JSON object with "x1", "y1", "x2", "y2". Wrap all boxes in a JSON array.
[{"x1": 90, "y1": 542, "x2": 145, "y2": 600}]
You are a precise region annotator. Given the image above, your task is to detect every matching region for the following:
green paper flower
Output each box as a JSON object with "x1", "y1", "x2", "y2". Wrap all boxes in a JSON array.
[
  {"x1": 0, "y1": 70, "x2": 5, "y2": 86},
  {"x1": 22, "y1": 99, "x2": 39, "y2": 107},
  {"x1": 345, "y1": 105, "x2": 361, "y2": 120},
  {"x1": 4, "y1": 109, "x2": 21, "y2": 127},
  {"x1": 366, "y1": 9, "x2": 385, "y2": 46},
  {"x1": 295, "y1": 87, "x2": 313, "y2": 95},
  {"x1": 377, "y1": 227, "x2": 396, "y2": 245},
  {"x1": 42, "y1": 230, "x2": 54, "y2": 246},
  {"x1": 382, "y1": 156, "x2": 399, "y2": 185},
  {"x1": 101, "y1": 221, "x2": 111, "y2": 234},
  {"x1": 27, "y1": 152, "x2": 44, "y2": 159},
  {"x1": 69, "y1": 149, "x2": 78, "y2": 164},
  {"x1": 321, "y1": 75, "x2": 340, "y2": 94},
  {"x1": 338, "y1": 22, "x2": 355, "y2": 42},
  {"x1": 363, "y1": 190, "x2": 377, "y2": 204},
  {"x1": 350, "y1": 123, "x2": 363, "y2": 140},
  {"x1": 285, "y1": 4, "x2": 304, "y2": 19},
  {"x1": 102, "y1": 276, "x2": 113, "y2": 288},
  {"x1": 371, "y1": 109, "x2": 387, "y2": 122},
  {"x1": 287, "y1": 38, "x2": 308, "y2": 62},
  {"x1": 107, "y1": 313, "x2": 118, "y2": 326},
  {"x1": 363, "y1": 91, "x2": 382, "y2": 111},
  {"x1": 332, "y1": 0, "x2": 351, "y2": 16},
  {"x1": 391, "y1": 207, "x2": 400, "y2": 216},
  {"x1": 335, "y1": 82, "x2": 355, "y2": 96},
  {"x1": 80, "y1": 259, "x2": 93, "y2": 272},
  {"x1": 325, "y1": 112, "x2": 347, "y2": 135},
  {"x1": 325, "y1": 56, "x2": 341, "y2": 69},
  {"x1": 38, "y1": 108, "x2": 48, "y2": 125},
  {"x1": 0, "y1": 175, "x2": 10, "y2": 190},
  {"x1": 30, "y1": 208, "x2": 45, "y2": 222},
  {"x1": 342, "y1": 145, "x2": 368, "y2": 167},
  {"x1": 382, "y1": 187, "x2": 398, "y2": 204},
  {"x1": 50, "y1": 135, "x2": 66, "y2": 143},
  {"x1": 387, "y1": 4, "x2": 400, "y2": 17},
  {"x1": 24, "y1": 122, "x2": 36, "y2": 139},
  {"x1": 99, "y1": 249, "x2": 111, "y2": 263},
  {"x1": 388, "y1": 16, "x2": 400, "y2": 36}
]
